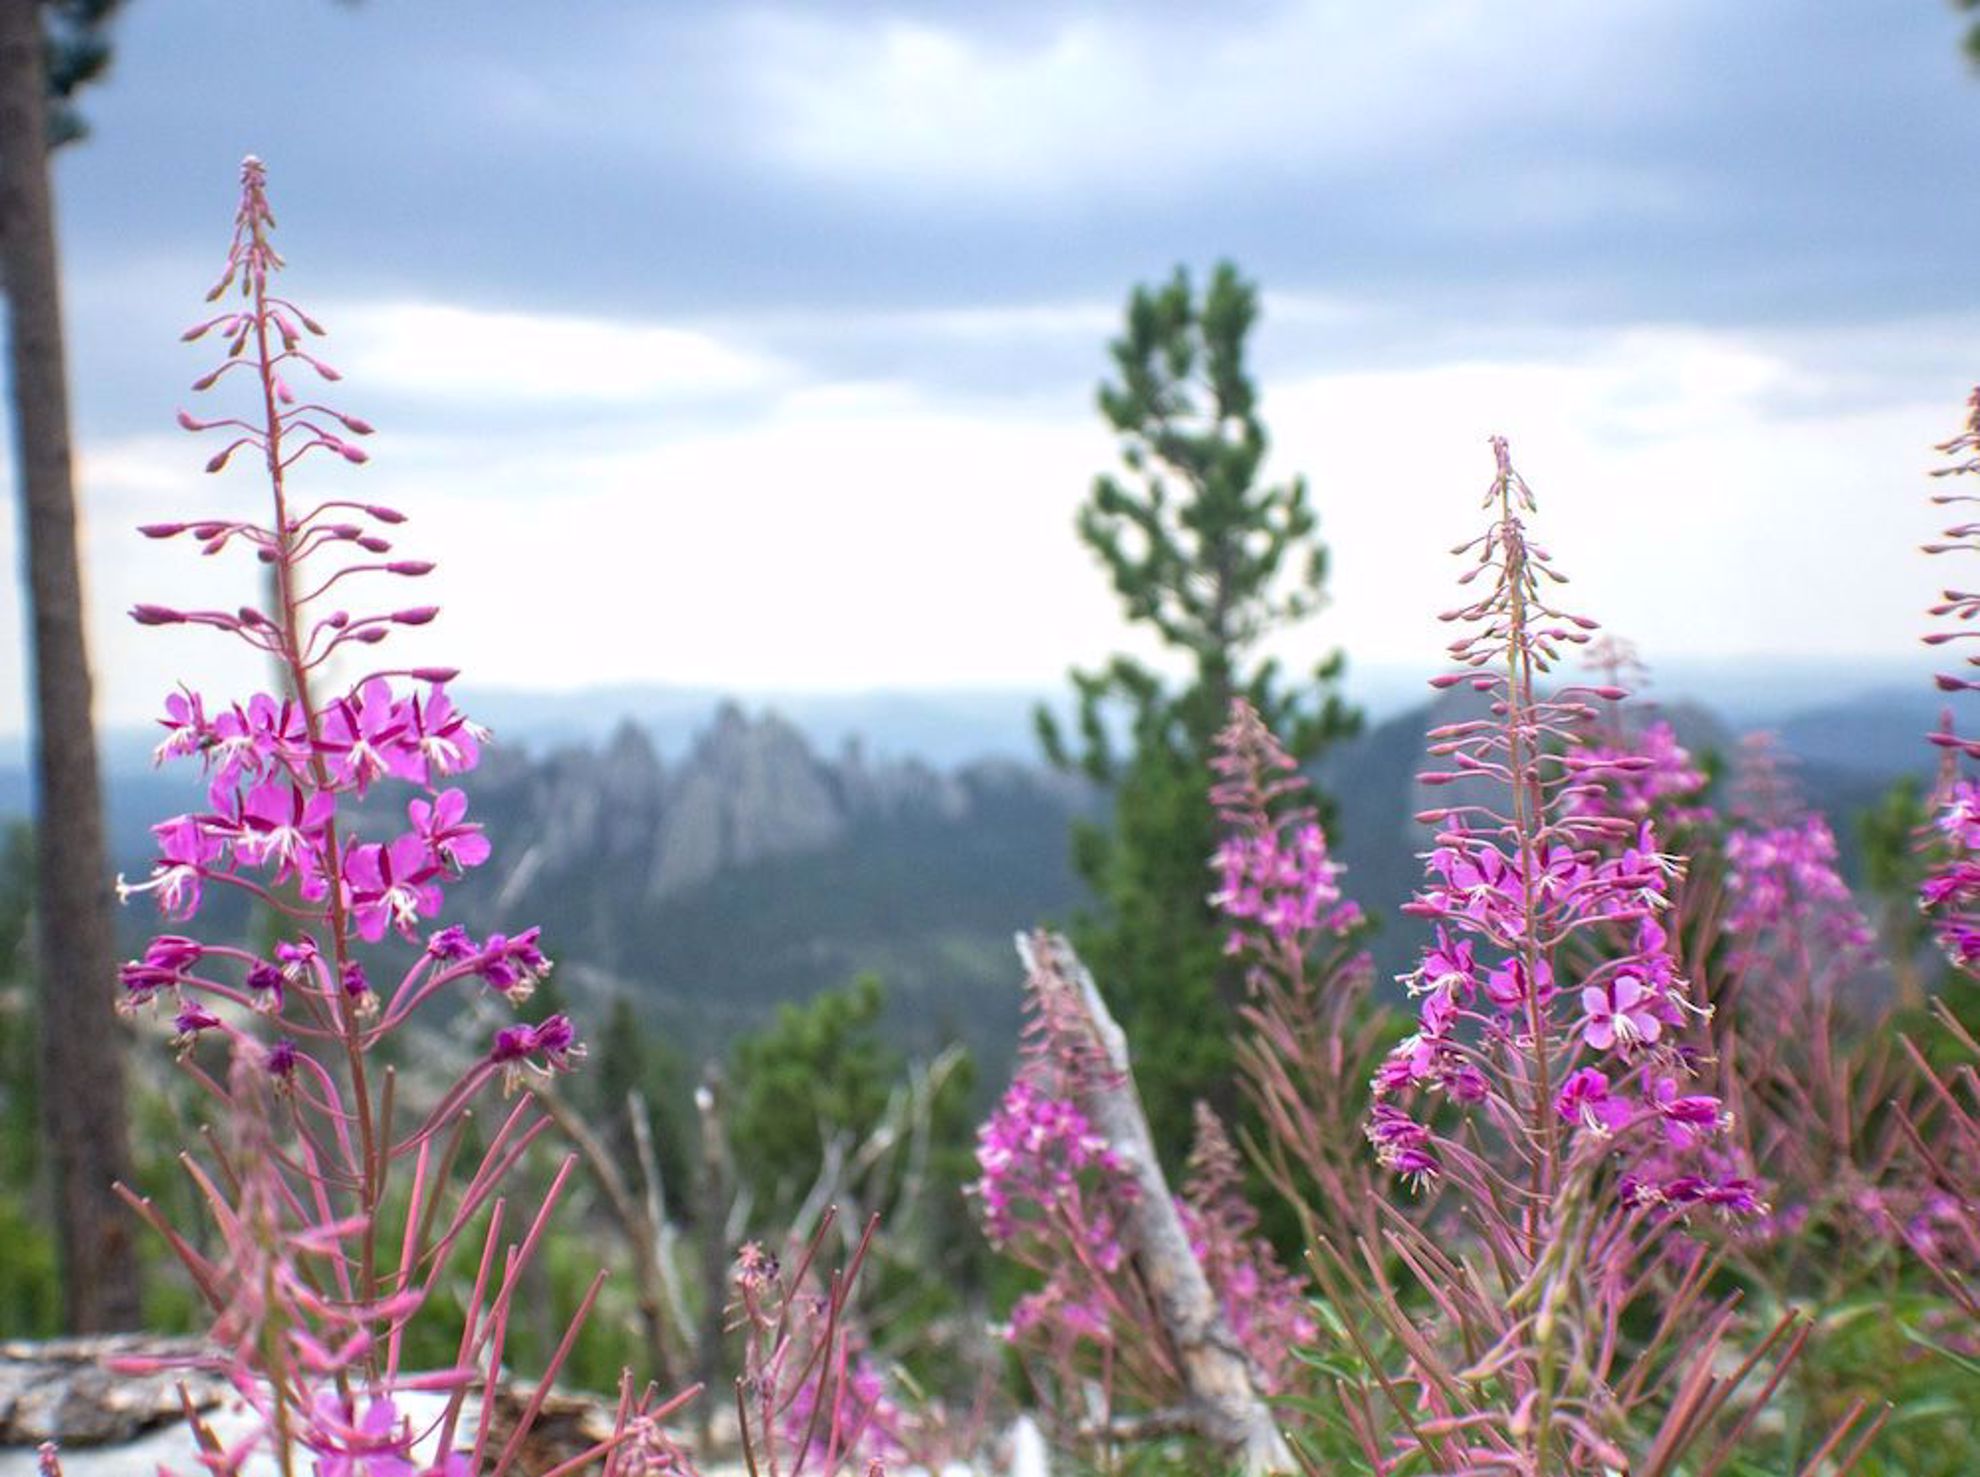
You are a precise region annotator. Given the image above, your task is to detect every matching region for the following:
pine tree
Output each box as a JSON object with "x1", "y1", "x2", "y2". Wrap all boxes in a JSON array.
[
  {"x1": 1037, "y1": 261, "x2": 1360, "y2": 1154},
  {"x1": 728, "y1": 974, "x2": 900, "y2": 1219}
]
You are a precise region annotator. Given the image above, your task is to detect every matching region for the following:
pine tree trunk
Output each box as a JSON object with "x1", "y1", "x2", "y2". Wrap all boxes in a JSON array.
[{"x1": 0, "y1": 0, "x2": 141, "y2": 1332}]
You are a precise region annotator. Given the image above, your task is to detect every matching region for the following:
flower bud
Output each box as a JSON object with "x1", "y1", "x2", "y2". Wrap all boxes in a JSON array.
[
  {"x1": 145, "y1": 935, "x2": 204, "y2": 970},
  {"x1": 131, "y1": 603, "x2": 187, "y2": 625},
  {"x1": 392, "y1": 607, "x2": 440, "y2": 626}
]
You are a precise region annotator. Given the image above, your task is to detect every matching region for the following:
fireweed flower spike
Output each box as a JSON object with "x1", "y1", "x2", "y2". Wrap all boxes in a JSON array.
[
  {"x1": 1208, "y1": 696, "x2": 1388, "y2": 1254},
  {"x1": 1314, "y1": 438, "x2": 1797, "y2": 1474},
  {"x1": 1896, "y1": 387, "x2": 1980, "y2": 1332},
  {"x1": 1921, "y1": 386, "x2": 1980, "y2": 968},
  {"x1": 1375, "y1": 436, "x2": 1742, "y2": 1218},
  {"x1": 106, "y1": 158, "x2": 674, "y2": 1477}
]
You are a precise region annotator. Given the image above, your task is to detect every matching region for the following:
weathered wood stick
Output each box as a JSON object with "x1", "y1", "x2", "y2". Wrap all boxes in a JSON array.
[{"x1": 1016, "y1": 930, "x2": 1294, "y2": 1475}]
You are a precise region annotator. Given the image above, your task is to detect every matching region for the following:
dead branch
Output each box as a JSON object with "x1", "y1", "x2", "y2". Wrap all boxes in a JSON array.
[{"x1": 1017, "y1": 930, "x2": 1294, "y2": 1475}]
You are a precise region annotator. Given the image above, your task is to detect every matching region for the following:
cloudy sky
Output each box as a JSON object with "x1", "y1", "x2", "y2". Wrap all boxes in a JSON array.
[{"x1": 5, "y1": 0, "x2": 1979, "y2": 737}]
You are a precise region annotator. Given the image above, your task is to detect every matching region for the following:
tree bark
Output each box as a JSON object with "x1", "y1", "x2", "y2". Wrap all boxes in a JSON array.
[
  {"x1": 0, "y1": 0, "x2": 140, "y2": 1332},
  {"x1": 1017, "y1": 931, "x2": 1293, "y2": 1475}
]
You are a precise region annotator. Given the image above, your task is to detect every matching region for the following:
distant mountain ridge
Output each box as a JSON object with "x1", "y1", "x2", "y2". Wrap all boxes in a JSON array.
[
  {"x1": 470, "y1": 703, "x2": 1007, "y2": 912},
  {"x1": 0, "y1": 677, "x2": 1941, "y2": 1072},
  {"x1": 445, "y1": 704, "x2": 1093, "y2": 1061},
  {"x1": 0, "y1": 657, "x2": 1941, "y2": 779}
]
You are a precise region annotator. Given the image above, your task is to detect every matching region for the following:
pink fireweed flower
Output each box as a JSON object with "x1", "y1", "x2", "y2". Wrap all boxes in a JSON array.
[
  {"x1": 264, "y1": 1037, "x2": 300, "y2": 1080},
  {"x1": 1208, "y1": 697, "x2": 1386, "y2": 1255},
  {"x1": 305, "y1": 1393, "x2": 480, "y2": 1477},
  {"x1": 318, "y1": 676, "x2": 412, "y2": 795},
  {"x1": 1413, "y1": 928, "x2": 1477, "y2": 1001},
  {"x1": 971, "y1": 938, "x2": 1312, "y2": 1431},
  {"x1": 118, "y1": 932, "x2": 208, "y2": 1009},
  {"x1": 489, "y1": 1012, "x2": 585, "y2": 1093},
  {"x1": 973, "y1": 1078, "x2": 1133, "y2": 1257},
  {"x1": 1366, "y1": 1103, "x2": 1441, "y2": 1186},
  {"x1": 206, "y1": 692, "x2": 312, "y2": 801},
  {"x1": 401, "y1": 685, "x2": 483, "y2": 782},
  {"x1": 343, "y1": 833, "x2": 446, "y2": 942},
  {"x1": 1555, "y1": 1068, "x2": 1631, "y2": 1136},
  {"x1": 426, "y1": 923, "x2": 476, "y2": 961},
  {"x1": 172, "y1": 1002, "x2": 224, "y2": 1051},
  {"x1": 1725, "y1": 811, "x2": 1874, "y2": 966},
  {"x1": 226, "y1": 775, "x2": 336, "y2": 894},
  {"x1": 407, "y1": 788, "x2": 491, "y2": 873},
  {"x1": 154, "y1": 686, "x2": 211, "y2": 764},
  {"x1": 117, "y1": 813, "x2": 221, "y2": 918},
  {"x1": 1334, "y1": 439, "x2": 1772, "y2": 1477},
  {"x1": 778, "y1": 1352, "x2": 911, "y2": 1471},
  {"x1": 1210, "y1": 822, "x2": 1361, "y2": 946},
  {"x1": 1920, "y1": 388, "x2": 1980, "y2": 969},
  {"x1": 1581, "y1": 975, "x2": 1663, "y2": 1052},
  {"x1": 1483, "y1": 953, "x2": 1554, "y2": 1015},
  {"x1": 1647, "y1": 1075, "x2": 1728, "y2": 1149},
  {"x1": 244, "y1": 958, "x2": 285, "y2": 1011},
  {"x1": 471, "y1": 928, "x2": 552, "y2": 1002},
  {"x1": 1376, "y1": 438, "x2": 1740, "y2": 1216},
  {"x1": 114, "y1": 157, "x2": 615, "y2": 1477},
  {"x1": 1208, "y1": 698, "x2": 1364, "y2": 948},
  {"x1": 1569, "y1": 719, "x2": 1714, "y2": 831}
]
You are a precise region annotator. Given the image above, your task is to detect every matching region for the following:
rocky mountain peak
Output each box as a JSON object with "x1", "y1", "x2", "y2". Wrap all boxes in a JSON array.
[{"x1": 650, "y1": 704, "x2": 847, "y2": 896}]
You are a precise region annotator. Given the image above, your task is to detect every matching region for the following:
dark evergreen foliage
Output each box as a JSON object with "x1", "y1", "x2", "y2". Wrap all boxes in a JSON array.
[
  {"x1": 1038, "y1": 262, "x2": 1361, "y2": 1154},
  {"x1": 40, "y1": 0, "x2": 125, "y2": 147},
  {"x1": 728, "y1": 973, "x2": 901, "y2": 1217}
]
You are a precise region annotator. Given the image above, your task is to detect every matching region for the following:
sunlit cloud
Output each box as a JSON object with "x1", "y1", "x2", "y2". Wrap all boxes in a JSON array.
[
  {"x1": 332, "y1": 302, "x2": 788, "y2": 405},
  {"x1": 14, "y1": 314, "x2": 1956, "y2": 740}
]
